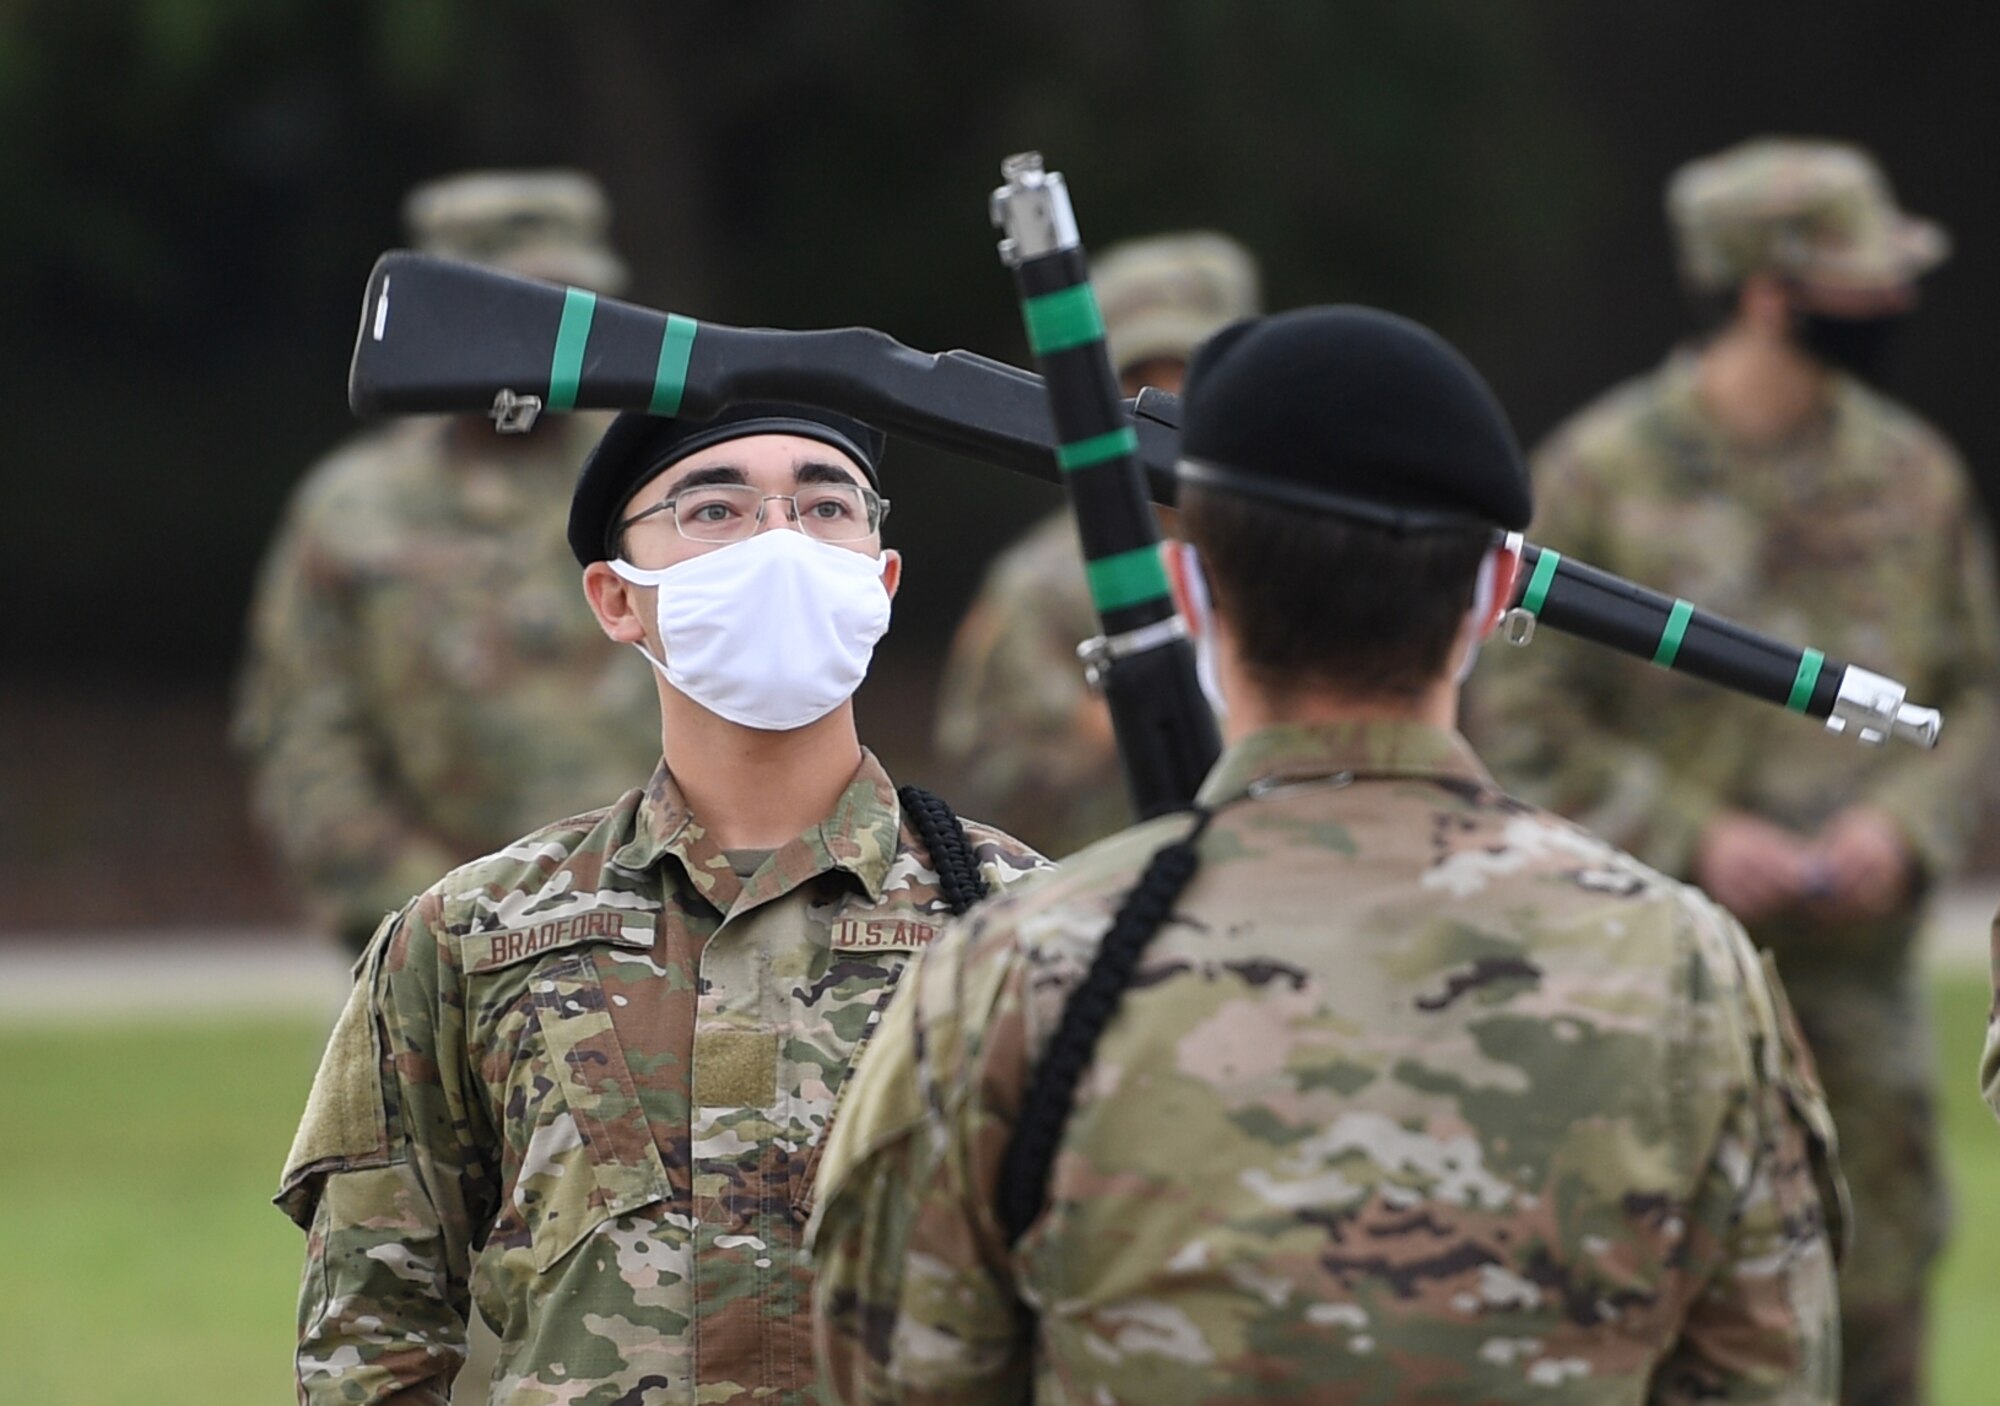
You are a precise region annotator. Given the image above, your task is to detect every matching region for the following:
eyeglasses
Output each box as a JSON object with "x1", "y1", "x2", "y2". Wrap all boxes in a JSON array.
[{"x1": 621, "y1": 481, "x2": 891, "y2": 544}]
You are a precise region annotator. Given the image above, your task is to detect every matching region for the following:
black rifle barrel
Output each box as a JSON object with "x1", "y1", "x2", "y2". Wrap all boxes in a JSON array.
[
  {"x1": 1505, "y1": 540, "x2": 1938, "y2": 746},
  {"x1": 1514, "y1": 543, "x2": 1836, "y2": 712},
  {"x1": 986, "y1": 153, "x2": 1221, "y2": 818},
  {"x1": 345, "y1": 250, "x2": 1940, "y2": 754}
]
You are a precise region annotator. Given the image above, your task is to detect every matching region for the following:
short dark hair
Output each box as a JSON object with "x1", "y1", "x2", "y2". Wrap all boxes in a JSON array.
[{"x1": 1181, "y1": 486, "x2": 1490, "y2": 700}]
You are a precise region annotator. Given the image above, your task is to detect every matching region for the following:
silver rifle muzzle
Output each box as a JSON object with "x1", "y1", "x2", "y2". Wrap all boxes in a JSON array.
[
  {"x1": 990, "y1": 152, "x2": 1079, "y2": 267},
  {"x1": 1827, "y1": 665, "x2": 1942, "y2": 749}
]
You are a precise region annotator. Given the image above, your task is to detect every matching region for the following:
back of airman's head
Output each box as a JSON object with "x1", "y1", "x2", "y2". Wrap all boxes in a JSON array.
[
  {"x1": 404, "y1": 168, "x2": 630, "y2": 295},
  {"x1": 1176, "y1": 306, "x2": 1526, "y2": 699},
  {"x1": 1093, "y1": 232, "x2": 1262, "y2": 382},
  {"x1": 1666, "y1": 137, "x2": 1947, "y2": 297}
]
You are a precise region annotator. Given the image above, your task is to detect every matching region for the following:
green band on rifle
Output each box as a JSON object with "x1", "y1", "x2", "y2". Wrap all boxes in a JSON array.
[
  {"x1": 1086, "y1": 545, "x2": 1171, "y2": 613},
  {"x1": 1023, "y1": 284, "x2": 1105, "y2": 356},
  {"x1": 1056, "y1": 426, "x2": 1138, "y2": 472},
  {"x1": 548, "y1": 287, "x2": 597, "y2": 412},
  {"x1": 1521, "y1": 550, "x2": 1561, "y2": 615},
  {"x1": 1652, "y1": 599, "x2": 1694, "y2": 668},
  {"x1": 651, "y1": 313, "x2": 698, "y2": 415},
  {"x1": 1787, "y1": 649, "x2": 1825, "y2": 713}
]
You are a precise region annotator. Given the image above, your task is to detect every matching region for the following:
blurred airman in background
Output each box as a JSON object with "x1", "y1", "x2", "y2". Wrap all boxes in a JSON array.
[
  {"x1": 1470, "y1": 136, "x2": 2000, "y2": 1406},
  {"x1": 234, "y1": 169, "x2": 659, "y2": 951}
]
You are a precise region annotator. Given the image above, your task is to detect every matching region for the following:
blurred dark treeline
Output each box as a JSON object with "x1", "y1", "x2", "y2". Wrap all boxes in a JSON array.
[
  {"x1": 2, "y1": 1, "x2": 1994, "y2": 924},
  {"x1": 8, "y1": 0, "x2": 1993, "y2": 676}
]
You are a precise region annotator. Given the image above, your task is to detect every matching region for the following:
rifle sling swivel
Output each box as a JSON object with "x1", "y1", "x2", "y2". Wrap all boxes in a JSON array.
[{"x1": 1076, "y1": 614, "x2": 1191, "y2": 695}]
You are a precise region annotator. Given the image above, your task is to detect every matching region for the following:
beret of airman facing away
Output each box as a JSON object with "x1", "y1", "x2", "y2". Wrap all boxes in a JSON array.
[
  {"x1": 568, "y1": 403, "x2": 887, "y2": 566},
  {"x1": 1092, "y1": 231, "x2": 1262, "y2": 376},
  {"x1": 1177, "y1": 304, "x2": 1532, "y2": 533},
  {"x1": 1666, "y1": 136, "x2": 1948, "y2": 295},
  {"x1": 403, "y1": 167, "x2": 630, "y2": 295}
]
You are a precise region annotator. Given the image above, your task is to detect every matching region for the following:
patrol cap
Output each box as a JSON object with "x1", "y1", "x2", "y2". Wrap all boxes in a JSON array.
[
  {"x1": 569, "y1": 404, "x2": 887, "y2": 565},
  {"x1": 404, "y1": 168, "x2": 630, "y2": 294},
  {"x1": 1666, "y1": 137, "x2": 1948, "y2": 295},
  {"x1": 1177, "y1": 306, "x2": 1531, "y2": 532},
  {"x1": 1094, "y1": 231, "x2": 1262, "y2": 376}
]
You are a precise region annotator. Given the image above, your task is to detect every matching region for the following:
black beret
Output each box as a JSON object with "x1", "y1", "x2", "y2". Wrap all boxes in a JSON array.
[
  {"x1": 568, "y1": 403, "x2": 887, "y2": 565},
  {"x1": 1177, "y1": 305, "x2": 1531, "y2": 532}
]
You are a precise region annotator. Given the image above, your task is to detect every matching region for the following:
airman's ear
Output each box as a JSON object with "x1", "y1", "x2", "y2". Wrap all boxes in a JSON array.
[
  {"x1": 1475, "y1": 543, "x2": 1522, "y2": 641},
  {"x1": 582, "y1": 563, "x2": 650, "y2": 644},
  {"x1": 1162, "y1": 540, "x2": 1200, "y2": 637}
]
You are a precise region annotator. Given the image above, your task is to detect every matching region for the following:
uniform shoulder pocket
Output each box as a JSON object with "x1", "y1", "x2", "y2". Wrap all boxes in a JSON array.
[{"x1": 275, "y1": 911, "x2": 401, "y2": 1228}]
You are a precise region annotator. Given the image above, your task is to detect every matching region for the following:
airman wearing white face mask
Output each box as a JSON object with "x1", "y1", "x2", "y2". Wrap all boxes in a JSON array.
[{"x1": 277, "y1": 401, "x2": 1050, "y2": 1406}]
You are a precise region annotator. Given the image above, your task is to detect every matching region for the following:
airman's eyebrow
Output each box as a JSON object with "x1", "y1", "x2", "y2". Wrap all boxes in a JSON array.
[
  {"x1": 666, "y1": 464, "x2": 749, "y2": 491},
  {"x1": 656, "y1": 457, "x2": 864, "y2": 495},
  {"x1": 796, "y1": 460, "x2": 866, "y2": 487}
]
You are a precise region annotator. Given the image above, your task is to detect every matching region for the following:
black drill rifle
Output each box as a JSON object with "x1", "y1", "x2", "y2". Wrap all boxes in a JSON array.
[{"x1": 346, "y1": 250, "x2": 1943, "y2": 802}]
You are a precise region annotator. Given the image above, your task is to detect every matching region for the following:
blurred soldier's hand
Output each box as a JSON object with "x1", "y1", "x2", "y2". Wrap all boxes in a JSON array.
[
  {"x1": 1803, "y1": 806, "x2": 1916, "y2": 922},
  {"x1": 1693, "y1": 810, "x2": 1816, "y2": 922}
]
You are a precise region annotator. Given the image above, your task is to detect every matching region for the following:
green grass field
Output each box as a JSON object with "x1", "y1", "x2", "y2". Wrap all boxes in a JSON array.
[{"x1": 2, "y1": 977, "x2": 1995, "y2": 1404}]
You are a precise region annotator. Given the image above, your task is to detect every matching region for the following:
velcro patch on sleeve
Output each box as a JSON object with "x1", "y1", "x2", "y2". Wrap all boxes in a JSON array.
[
  {"x1": 829, "y1": 910, "x2": 941, "y2": 953},
  {"x1": 466, "y1": 908, "x2": 655, "y2": 974},
  {"x1": 276, "y1": 918, "x2": 399, "y2": 1226}
]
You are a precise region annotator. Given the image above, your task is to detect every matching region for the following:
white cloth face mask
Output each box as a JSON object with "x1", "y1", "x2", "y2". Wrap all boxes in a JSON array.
[{"x1": 609, "y1": 528, "x2": 892, "y2": 731}]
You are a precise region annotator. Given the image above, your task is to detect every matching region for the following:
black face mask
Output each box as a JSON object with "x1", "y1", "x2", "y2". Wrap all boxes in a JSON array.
[{"x1": 1791, "y1": 309, "x2": 1909, "y2": 387}]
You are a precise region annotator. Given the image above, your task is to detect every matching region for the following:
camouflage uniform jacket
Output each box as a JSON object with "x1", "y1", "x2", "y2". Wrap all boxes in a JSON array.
[
  {"x1": 808, "y1": 720, "x2": 1844, "y2": 1405},
  {"x1": 236, "y1": 413, "x2": 660, "y2": 947},
  {"x1": 933, "y1": 510, "x2": 1131, "y2": 858},
  {"x1": 276, "y1": 752, "x2": 1049, "y2": 1406},
  {"x1": 1981, "y1": 908, "x2": 2000, "y2": 1123},
  {"x1": 1467, "y1": 353, "x2": 1999, "y2": 1305},
  {"x1": 1985, "y1": 908, "x2": 2000, "y2": 1118}
]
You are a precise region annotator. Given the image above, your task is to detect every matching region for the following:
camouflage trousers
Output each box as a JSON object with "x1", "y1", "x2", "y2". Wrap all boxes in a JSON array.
[
  {"x1": 1839, "y1": 1298, "x2": 1925, "y2": 1406},
  {"x1": 1791, "y1": 978, "x2": 1947, "y2": 1406}
]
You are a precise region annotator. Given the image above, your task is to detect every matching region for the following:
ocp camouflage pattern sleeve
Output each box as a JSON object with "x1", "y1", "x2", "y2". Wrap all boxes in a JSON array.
[
  {"x1": 1657, "y1": 929, "x2": 1846, "y2": 1404},
  {"x1": 811, "y1": 721, "x2": 1841, "y2": 1405},
  {"x1": 808, "y1": 917, "x2": 1030, "y2": 1406},
  {"x1": 279, "y1": 901, "x2": 494, "y2": 1405},
  {"x1": 1981, "y1": 906, "x2": 2000, "y2": 1123}
]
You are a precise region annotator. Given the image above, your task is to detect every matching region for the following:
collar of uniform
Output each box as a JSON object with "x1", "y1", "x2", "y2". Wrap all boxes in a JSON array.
[
  {"x1": 1655, "y1": 346, "x2": 1843, "y2": 458},
  {"x1": 1195, "y1": 719, "x2": 1495, "y2": 807},
  {"x1": 774, "y1": 749, "x2": 902, "y2": 907},
  {"x1": 609, "y1": 750, "x2": 902, "y2": 911},
  {"x1": 611, "y1": 760, "x2": 713, "y2": 895}
]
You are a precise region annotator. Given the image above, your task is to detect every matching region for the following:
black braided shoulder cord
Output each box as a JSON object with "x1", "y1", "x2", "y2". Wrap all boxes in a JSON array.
[
  {"x1": 829, "y1": 787, "x2": 992, "y2": 1129},
  {"x1": 896, "y1": 784, "x2": 991, "y2": 918},
  {"x1": 999, "y1": 806, "x2": 1214, "y2": 1244}
]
